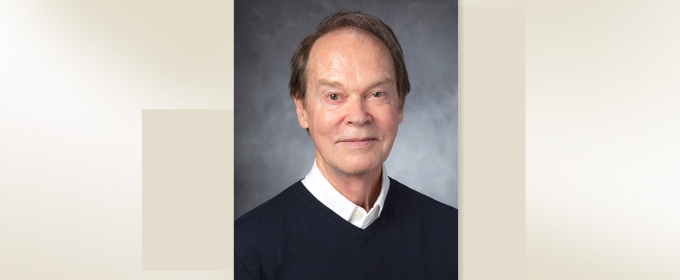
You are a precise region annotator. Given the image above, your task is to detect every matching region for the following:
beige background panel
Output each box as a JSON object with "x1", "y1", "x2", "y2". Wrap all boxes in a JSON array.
[
  {"x1": 1, "y1": 0, "x2": 233, "y2": 110},
  {"x1": 526, "y1": 1, "x2": 680, "y2": 279},
  {"x1": 143, "y1": 110, "x2": 233, "y2": 270},
  {"x1": 1, "y1": 0, "x2": 233, "y2": 279},
  {"x1": 460, "y1": 7, "x2": 526, "y2": 280},
  {"x1": 142, "y1": 270, "x2": 233, "y2": 280},
  {"x1": 46, "y1": 0, "x2": 234, "y2": 109}
]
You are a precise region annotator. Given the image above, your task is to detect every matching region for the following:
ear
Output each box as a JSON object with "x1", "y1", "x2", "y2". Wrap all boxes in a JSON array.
[
  {"x1": 398, "y1": 107, "x2": 403, "y2": 124},
  {"x1": 294, "y1": 97, "x2": 309, "y2": 130},
  {"x1": 397, "y1": 101, "x2": 404, "y2": 124}
]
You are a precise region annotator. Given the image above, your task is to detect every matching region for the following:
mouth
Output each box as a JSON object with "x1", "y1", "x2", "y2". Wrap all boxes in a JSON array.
[{"x1": 338, "y1": 137, "x2": 378, "y2": 147}]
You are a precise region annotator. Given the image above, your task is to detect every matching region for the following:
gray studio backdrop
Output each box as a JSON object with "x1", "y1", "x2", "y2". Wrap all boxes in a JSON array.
[{"x1": 235, "y1": 0, "x2": 458, "y2": 218}]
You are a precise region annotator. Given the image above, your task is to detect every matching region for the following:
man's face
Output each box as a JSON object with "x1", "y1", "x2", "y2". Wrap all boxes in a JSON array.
[{"x1": 295, "y1": 28, "x2": 403, "y2": 177}]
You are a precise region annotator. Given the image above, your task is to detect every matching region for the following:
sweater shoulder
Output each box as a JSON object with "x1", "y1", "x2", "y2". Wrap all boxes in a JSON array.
[
  {"x1": 234, "y1": 182, "x2": 308, "y2": 279},
  {"x1": 235, "y1": 181, "x2": 303, "y2": 236},
  {"x1": 388, "y1": 178, "x2": 458, "y2": 224}
]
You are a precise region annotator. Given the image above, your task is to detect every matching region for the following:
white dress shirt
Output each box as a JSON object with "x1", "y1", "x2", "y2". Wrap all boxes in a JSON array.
[{"x1": 301, "y1": 159, "x2": 390, "y2": 229}]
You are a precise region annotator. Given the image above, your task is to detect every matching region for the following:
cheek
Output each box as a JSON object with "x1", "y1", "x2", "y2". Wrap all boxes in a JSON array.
[
  {"x1": 378, "y1": 109, "x2": 401, "y2": 130},
  {"x1": 313, "y1": 110, "x2": 343, "y2": 134}
]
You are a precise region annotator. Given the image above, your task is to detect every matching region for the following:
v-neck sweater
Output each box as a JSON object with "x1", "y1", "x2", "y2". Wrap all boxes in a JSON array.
[{"x1": 234, "y1": 178, "x2": 458, "y2": 280}]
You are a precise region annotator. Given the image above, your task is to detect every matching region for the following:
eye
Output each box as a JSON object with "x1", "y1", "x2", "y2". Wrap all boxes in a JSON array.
[
  {"x1": 372, "y1": 92, "x2": 384, "y2": 98},
  {"x1": 328, "y1": 93, "x2": 340, "y2": 101}
]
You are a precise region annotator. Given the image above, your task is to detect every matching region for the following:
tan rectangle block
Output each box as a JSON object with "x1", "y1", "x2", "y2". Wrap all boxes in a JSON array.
[
  {"x1": 460, "y1": 7, "x2": 526, "y2": 280},
  {"x1": 142, "y1": 109, "x2": 234, "y2": 270},
  {"x1": 525, "y1": 2, "x2": 680, "y2": 279}
]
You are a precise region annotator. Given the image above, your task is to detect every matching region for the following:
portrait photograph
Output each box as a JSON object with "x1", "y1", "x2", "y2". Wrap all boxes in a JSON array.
[{"x1": 234, "y1": 0, "x2": 458, "y2": 279}]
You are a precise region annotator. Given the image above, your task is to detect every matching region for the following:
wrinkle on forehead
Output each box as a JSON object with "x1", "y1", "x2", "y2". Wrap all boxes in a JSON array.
[{"x1": 307, "y1": 28, "x2": 395, "y2": 92}]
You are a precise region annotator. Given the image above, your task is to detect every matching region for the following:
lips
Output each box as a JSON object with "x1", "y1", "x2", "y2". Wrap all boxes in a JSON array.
[
  {"x1": 340, "y1": 137, "x2": 377, "y2": 142},
  {"x1": 337, "y1": 137, "x2": 378, "y2": 147}
]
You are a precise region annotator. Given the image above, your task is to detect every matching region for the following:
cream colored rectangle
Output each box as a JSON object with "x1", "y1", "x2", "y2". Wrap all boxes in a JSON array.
[
  {"x1": 525, "y1": 2, "x2": 680, "y2": 279},
  {"x1": 460, "y1": 7, "x2": 526, "y2": 280},
  {"x1": 142, "y1": 109, "x2": 234, "y2": 270}
]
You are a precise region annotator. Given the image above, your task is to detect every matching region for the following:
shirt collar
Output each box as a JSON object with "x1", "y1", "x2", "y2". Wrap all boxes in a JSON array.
[{"x1": 301, "y1": 159, "x2": 390, "y2": 222}]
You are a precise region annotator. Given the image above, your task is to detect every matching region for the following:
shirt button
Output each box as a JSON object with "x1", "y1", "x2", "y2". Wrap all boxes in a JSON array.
[{"x1": 353, "y1": 211, "x2": 364, "y2": 219}]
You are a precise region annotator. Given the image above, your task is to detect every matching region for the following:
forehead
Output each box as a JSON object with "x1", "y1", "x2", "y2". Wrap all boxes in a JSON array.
[{"x1": 307, "y1": 28, "x2": 395, "y2": 81}]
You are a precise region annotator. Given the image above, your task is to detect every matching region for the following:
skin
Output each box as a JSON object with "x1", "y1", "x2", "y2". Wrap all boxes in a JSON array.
[{"x1": 294, "y1": 28, "x2": 403, "y2": 212}]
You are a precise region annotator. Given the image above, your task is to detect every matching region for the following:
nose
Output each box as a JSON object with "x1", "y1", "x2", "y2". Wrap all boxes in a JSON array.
[{"x1": 345, "y1": 97, "x2": 372, "y2": 126}]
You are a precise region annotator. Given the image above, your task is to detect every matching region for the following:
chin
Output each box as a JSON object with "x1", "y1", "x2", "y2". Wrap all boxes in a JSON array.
[{"x1": 335, "y1": 159, "x2": 382, "y2": 176}]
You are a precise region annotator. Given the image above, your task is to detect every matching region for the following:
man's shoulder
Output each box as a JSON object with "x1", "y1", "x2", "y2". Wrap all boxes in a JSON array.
[
  {"x1": 234, "y1": 181, "x2": 311, "y2": 279},
  {"x1": 388, "y1": 177, "x2": 458, "y2": 222},
  {"x1": 235, "y1": 180, "x2": 305, "y2": 235}
]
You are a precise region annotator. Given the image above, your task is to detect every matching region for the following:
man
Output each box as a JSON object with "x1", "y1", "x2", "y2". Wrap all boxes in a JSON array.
[{"x1": 235, "y1": 11, "x2": 457, "y2": 279}]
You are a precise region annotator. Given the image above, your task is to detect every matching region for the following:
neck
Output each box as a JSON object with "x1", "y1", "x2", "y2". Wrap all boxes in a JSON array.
[{"x1": 315, "y1": 156, "x2": 382, "y2": 212}]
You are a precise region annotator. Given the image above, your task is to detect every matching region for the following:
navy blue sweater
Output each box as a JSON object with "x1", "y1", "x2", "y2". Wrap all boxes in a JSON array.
[{"x1": 234, "y1": 178, "x2": 457, "y2": 280}]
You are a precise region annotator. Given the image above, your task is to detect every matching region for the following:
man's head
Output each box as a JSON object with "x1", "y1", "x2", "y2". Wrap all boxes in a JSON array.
[
  {"x1": 289, "y1": 11, "x2": 410, "y2": 110},
  {"x1": 289, "y1": 11, "x2": 409, "y2": 177}
]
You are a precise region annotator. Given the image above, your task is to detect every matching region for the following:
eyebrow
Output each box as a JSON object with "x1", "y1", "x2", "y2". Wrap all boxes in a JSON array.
[
  {"x1": 316, "y1": 79, "x2": 343, "y2": 90},
  {"x1": 316, "y1": 76, "x2": 393, "y2": 91}
]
